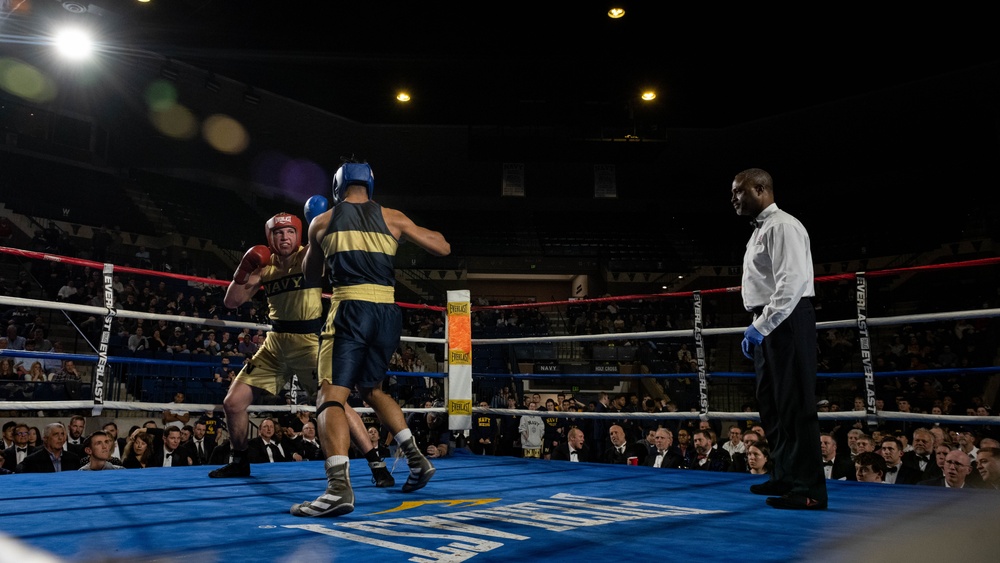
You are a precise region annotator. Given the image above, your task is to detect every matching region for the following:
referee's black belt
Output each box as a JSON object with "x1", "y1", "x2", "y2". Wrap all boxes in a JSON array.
[
  {"x1": 749, "y1": 297, "x2": 813, "y2": 316},
  {"x1": 269, "y1": 318, "x2": 323, "y2": 334}
]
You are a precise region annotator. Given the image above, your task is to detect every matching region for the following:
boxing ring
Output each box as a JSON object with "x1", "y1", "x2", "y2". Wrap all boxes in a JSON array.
[{"x1": 1, "y1": 247, "x2": 1000, "y2": 562}]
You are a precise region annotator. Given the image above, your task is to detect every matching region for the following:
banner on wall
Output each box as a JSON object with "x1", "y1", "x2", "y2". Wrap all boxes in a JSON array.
[{"x1": 447, "y1": 289, "x2": 472, "y2": 430}]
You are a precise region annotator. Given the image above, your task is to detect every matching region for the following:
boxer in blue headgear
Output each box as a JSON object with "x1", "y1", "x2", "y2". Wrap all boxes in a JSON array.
[{"x1": 331, "y1": 160, "x2": 374, "y2": 205}]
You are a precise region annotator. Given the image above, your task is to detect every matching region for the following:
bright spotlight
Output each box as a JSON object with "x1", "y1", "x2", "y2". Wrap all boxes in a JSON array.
[{"x1": 53, "y1": 28, "x2": 94, "y2": 60}]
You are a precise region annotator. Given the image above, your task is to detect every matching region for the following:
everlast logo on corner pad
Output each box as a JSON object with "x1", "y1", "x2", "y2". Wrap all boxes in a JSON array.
[
  {"x1": 447, "y1": 303, "x2": 468, "y2": 315},
  {"x1": 448, "y1": 400, "x2": 472, "y2": 416},
  {"x1": 450, "y1": 349, "x2": 470, "y2": 364}
]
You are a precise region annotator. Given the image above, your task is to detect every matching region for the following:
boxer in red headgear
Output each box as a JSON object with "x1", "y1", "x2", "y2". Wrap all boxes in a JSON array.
[{"x1": 210, "y1": 211, "x2": 394, "y2": 488}]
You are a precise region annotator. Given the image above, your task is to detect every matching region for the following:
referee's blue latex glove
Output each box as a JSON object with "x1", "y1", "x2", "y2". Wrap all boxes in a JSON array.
[{"x1": 742, "y1": 325, "x2": 764, "y2": 359}]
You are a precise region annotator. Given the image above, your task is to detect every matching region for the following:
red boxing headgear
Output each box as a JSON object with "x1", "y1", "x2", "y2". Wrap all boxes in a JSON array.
[{"x1": 264, "y1": 212, "x2": 302, "y2": 253}]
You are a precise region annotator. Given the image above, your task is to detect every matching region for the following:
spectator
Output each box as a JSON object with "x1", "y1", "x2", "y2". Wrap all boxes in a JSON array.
[
  {"x1": 551, "y1": 427, "x2": 592, "y2": 462},
  {"x1": 854, "y1": 451, "x2": 888, "y2": 483},
  {"x1": 820, "y1": 433, "x2": 855, "y2": 481},
  {"x1": 135, "y1": 246, "x2": 152, "y2": 268},
  {"x1": 127, "y1": 326, "x2": 150, "y2": 352},
  {"x1": 469, "y1": 400, "x2": 498, "y2": 456},
  {"x1": 79, "y1": 431, "x2": 125, "y2": 471},
  {"x1": 22, "y1": 361, "x2": 47, "y2": 401},
  {"x1": 745, "y1": 439, "x2": 773, "y2": 475},
  {"x1": 17, "y1": 422, "x2": 80, "y2": 473},
  {"x1": 28, "y1": 328, "x2": 52, "y2": 352},
  {"x1": 2, "y1": 423, "x2": 35, "y2": 467},
  {"x1": 294, "y1": 421, "x2": 326, "y2": 461},
  {"x1": 162, "y1": 391, "x2": 191, "y2": 430},
  {"x1": 151, "y1": 426, "x2": 188, "y2": 467},
  {"x1": 518, "y1": 401, "x2": 545, "y2": 459},
  {"x1": 247, "y1": 418, "x2": 292, "y2": 463},
  {"x1": 690, "y1": 429, "x2": 731, "y2": 472},
  {"x1": 601, "y1": 423, "x2": 648, "y2": 465},
  {"x1": 51, "y1": 360, "x2": 83, "y2": 400},
  {"x1": 974, "y1": 447, "x2": 1000, "y2": 490},
  {"x1": 55, "y1": 278, "x2": 79, "y2": 303},
  {"x1": 879, "y1": 436, "x2": 923, "y2": 485},
  {"x1": 121, "y1": 429, "x2": 155, "y2": 469},
  {"x1": 5, "y1": 324, "x2": 26, "y2": 350},
  {"x1": 918, "y1": 448, "x2": 973, "y2": 488},
  {"x1": 645, "y1": 427, "x2": 683, "y2": 469}
]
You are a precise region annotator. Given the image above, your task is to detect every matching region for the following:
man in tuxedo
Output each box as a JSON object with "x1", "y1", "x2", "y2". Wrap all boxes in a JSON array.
[
  {"x1": 902, "y1": 427, "x2": 942, "y2": 481},
  {"x1": 248, "y1": 418, "x2": 296, "y2": 463},
  {"x1": 17, "y1": 422, "x2": 80, "y2": 473},
  {"x1": 879, "y1": 436, "x2": 923, "y2": 485},
  {"x1": 3, "y1": 423, "x2": 36, "y2": 468},
  {"x1": 601, "y1": 424, "x2": 648, "y2": 465},
  {"x1": 64, "y1": 415, "x2": 87, "y2": 456},
  {"x1": 690, "y1": 429, "x2": 731, "y2": 472},
  {"x1": 820, "y1": 433, "x2": 856, "y2": 481},
  {"x1": 150, "y1": 426, "x2": 190, "y2": 467},
  {"x1": 917, "y1": 448, "x2": 973, "y2": 488},
  {"x1": 645, "y1": 427, "x2": 683, "y2": 469},
  {"x1": 181, "y1": 421, "x2": 215, "y2": 466},
  {"x1": 294, "y1": 420, "x2": 326, "y2": 461},
  {"x1": 551, "y1": 427, "x2": 592, "y2": 462}
]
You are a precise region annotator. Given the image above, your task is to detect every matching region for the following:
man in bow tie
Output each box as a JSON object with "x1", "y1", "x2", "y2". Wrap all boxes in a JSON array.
[
  {"x1": 644, "y1": 428, "x2": 683, "y2": 469},
  {"x1": 902, "y1": 427, "x2": 942, "y2": 481},
  {"x1": 879, "y1": 436, "x2": 922, "y2": 484},
  {"x1": 3, "y1": 423, "x2": 36, "y2": 467},
  {"x1": 820, "y1": 433, "x2": 855, "y2": 481},
  {"x1": 690, "y1": 429, "x2": 731, "y2": 472},
  {"x1": 551, "y1": 428, "x2": 592, "y2": 462},
  {"x1": 153, "y1": 427, "x2": 190, "y2": 467}
]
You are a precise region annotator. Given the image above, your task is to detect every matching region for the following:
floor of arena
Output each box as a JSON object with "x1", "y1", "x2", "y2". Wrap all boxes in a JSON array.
[{"x1": 2, "y1": 451, "x2": 998, "y2": 563}]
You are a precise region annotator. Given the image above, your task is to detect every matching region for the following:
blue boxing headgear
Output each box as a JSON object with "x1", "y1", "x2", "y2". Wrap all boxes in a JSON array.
[{"x1": 332, "y1": 162, "x2": 374, "y2": 205}]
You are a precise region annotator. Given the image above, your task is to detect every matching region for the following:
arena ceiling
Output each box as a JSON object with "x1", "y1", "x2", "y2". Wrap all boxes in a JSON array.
[{"x1": 9, "y1": 1, "x2": 996, "y2": 131}]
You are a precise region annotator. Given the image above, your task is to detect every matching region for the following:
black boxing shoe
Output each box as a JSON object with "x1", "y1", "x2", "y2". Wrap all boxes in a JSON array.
[
  {"x1": 209, "y1": 459, "x2": 250, "y2": 478},
  {"x1": 369, "y1": 460, "x2": 395, "y2": 488},
  {"x1": 749, "y1": 480, "x2": 792, "y2": 496},
  {"x1": 766, "y1": 494, "x2": 828, "y2": 510}
]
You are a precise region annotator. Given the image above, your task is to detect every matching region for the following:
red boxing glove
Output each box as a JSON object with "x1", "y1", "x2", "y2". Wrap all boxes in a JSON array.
[{"x1": 233, "y1": 245, "x2": 271, "y2": 285}]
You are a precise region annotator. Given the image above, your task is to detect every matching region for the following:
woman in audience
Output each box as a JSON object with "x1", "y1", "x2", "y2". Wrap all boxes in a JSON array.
[
  {"x1": 26, "y1": 360, "x2": 47, "y2": 382},
  {"x1": 746, "y1": 440, "x2": 772, "y2": 475},
  {"x1": 28, "y1": 426, "x2": 42, "y2": 448},
  {"x1": 0, "y1": 357, "x2": 16, "y2": 380},
  {"x1": 122, "y1": 429, "x2": 155, "y2": 468}
]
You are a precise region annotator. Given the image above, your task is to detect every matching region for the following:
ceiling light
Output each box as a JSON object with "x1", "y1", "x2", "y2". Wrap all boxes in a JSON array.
[
  {"x1": 608, "y1": 8, "x2": 625, "y2": 19},
  {"x1": 641, "y1": 91, "x2": 656, "y2": 101},
  {"x1": 396, "y1": 91, "x2": 411, "y2": 103}
]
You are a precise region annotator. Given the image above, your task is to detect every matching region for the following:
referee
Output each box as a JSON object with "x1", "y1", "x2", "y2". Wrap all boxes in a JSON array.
[{"x1": 731, "y1": 168, "x2": 827, "y2": 510}]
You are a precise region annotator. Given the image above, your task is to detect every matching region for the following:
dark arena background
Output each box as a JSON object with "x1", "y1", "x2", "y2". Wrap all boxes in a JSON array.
[{"x1": 1, "y1": 2, "x2": 999, "y2": 562}]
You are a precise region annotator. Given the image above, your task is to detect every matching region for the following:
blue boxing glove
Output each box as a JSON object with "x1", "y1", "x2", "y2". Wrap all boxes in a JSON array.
[
  {"x1": 742, "y1": 325, "x2": 764, "y2": 359},
  {"x1": 304, "y1": 195, "x2": 329, "y2": 224}
]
